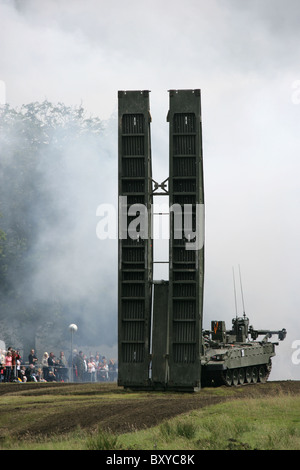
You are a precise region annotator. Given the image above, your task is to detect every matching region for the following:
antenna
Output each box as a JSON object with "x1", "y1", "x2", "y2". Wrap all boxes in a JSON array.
[
  {"x1": 238, "y1": 265, "x2": 246, "y2": 318},
  {"x1": 232, "y1": 267, "x2": 238, "y2": 319}
]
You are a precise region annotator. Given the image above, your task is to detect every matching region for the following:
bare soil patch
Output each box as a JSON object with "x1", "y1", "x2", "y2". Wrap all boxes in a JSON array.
[{"x1": 0, "y1": 380, "x2": 299, "y2": 438}]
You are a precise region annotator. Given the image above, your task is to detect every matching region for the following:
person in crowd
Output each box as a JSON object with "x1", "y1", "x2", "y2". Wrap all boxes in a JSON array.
[
  {"x1": 94, "y1": 354, "x2": 100, "y2": 369},
  {"x1": 15, "y1": 350, "x2": 22, "y2": 381},
  {"x1": 20, "y1": 366, "x2": 27, "y2": 382},
  {"x1": 74, "y1": 351, "x2": 85, "y2": 382},
  {"x1": 28, "y1": 349, "x2": 38, "y2": 366},
  {"x1": 36, "y1": 368, "x2": 47, "y2": 382},
  {"x1": 83, "y1": 354, "x2": 88, "y2": 382},
  {"x1": 4, "y1": 350, "x2": 13, "y2": 382},
  {"x1": 87, "y1": 356, "x2": 96, "y2": 382},
  {"x1": 57, "y1": 351, "x2": 68, "y2": 382},
  {"x1": 47, "y1": 370, "x2": 57, "y2": 382},
  {"x1": 58, "y1": 351, "x2": 67, "y2": 367},
  {"x1": 47, "y1": 352, "x2": 58, "y2": 378},
  {"x1": 0, "y1": 349, "x2": 5, "y2": 382},
  {"x1": 42, "y1": 352, "x2": 49, "y2": 381},
  {"x1": 25, "y1": 364, "x2": 37, "y2": 382},
  {"x1": 10, "y1": 348, "x2": 16, "y2": 381},
  {"x1": 102, "y1": 358, "x2": 109, "y2": 381},
  {"x1": 98, "y1": 357, "x2": 109, "y2": 381},
  {"x1": 47, "y1": 352, "x2": 55, "y2": 369}
]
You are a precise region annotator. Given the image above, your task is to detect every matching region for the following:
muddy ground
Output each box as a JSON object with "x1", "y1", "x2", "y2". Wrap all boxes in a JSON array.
[{"x1": 0, "y1": 380, "x2": 299, "y2": 437}]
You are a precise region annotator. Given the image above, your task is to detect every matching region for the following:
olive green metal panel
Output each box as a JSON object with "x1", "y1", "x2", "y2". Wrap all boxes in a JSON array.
[
  {"x1": 151, "y1": 281, "x2": 169, "y2": 388},
  {"x1": 118, "y1": 90, "x2": 153, "y2": 387},
  {"x1": 167, "y1": 89, "x2": 204, "y2": 390}
]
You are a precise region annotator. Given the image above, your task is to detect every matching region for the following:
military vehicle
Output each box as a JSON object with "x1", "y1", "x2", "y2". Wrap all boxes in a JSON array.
[
  {"x1": 117, "y1": 89, "x2": 287, "y2": 391},
  {"x1": 201, "y1": 316, "x2": 287, "y2": 386}
]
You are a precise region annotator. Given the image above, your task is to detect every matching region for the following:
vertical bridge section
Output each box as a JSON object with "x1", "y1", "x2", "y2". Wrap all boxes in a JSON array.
[
  {"x1": 167, "y1": 89, "x2": 204, "y2": 391},
  {"x1": 118, "y1": 91, "x2": 153, "y2": 388}
]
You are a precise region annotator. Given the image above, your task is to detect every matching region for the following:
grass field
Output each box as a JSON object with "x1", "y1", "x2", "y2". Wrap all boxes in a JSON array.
[
  {"x1": 117, "y1": 395, "x2": 300, "y2": 451},
  {"x1": 0, "y1": 381, "x2": 299, "y2": 450}
]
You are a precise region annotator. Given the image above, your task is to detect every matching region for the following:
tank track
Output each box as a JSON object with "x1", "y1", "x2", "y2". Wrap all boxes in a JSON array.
[
  {"x1": 204, "y1": 360, "x2": 272, "y2": 387},
  {"x1": 221, "y1": 360, "x2": 272, "y2": 386}
]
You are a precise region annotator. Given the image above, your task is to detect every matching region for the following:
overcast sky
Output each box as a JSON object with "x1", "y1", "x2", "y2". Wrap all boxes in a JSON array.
[{"x1": 1, "y1": 0, "x2": 300, "y2": 379}]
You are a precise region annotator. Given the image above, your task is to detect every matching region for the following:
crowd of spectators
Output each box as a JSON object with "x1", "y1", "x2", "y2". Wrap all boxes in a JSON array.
[{"x1": 0, "y1": 347, "x2": 118, "y2": 383}]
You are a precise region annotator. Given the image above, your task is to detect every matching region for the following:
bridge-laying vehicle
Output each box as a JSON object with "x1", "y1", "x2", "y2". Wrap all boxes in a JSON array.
[{"x1": 117, "y1": 89, "x2": 287, "y2": 391}]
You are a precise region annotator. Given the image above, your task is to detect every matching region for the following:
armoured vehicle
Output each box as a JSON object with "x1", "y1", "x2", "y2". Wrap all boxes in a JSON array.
[
  {"x1": 201, "y1": 316, "x2": 287, "y2": 386},
  {"x1": 117, "y1": 89, "x2": 287, "y2": 391}
]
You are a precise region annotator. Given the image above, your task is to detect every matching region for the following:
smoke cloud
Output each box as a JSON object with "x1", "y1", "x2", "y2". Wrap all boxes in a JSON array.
[{"x1": 0, "y1": 102, "x2": 118, "y2": 355}]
